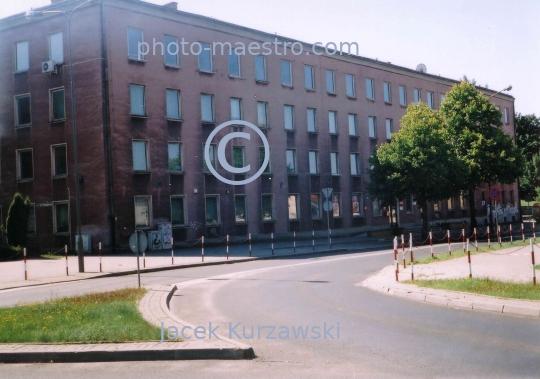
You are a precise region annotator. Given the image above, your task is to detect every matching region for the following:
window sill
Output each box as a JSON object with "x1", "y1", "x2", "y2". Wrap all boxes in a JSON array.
[
  {"x1": 327, "y1": 92, "x2": 337, "y2": 96},
  {"x1": 169, "y1": 171, "x2": 184, "y2": 175},
  {"x1": 255, "y1": 79, "x2": 269, "y2": 85},
  {"x1": 287, "y1": 173, "x2": 299, "y2": 176},
  {"x1": 14, "y1": 70, "x2": 29, "y2": 75},
  {"x1": 306, "y1": 88, "x2": 316, "y2": 92},
  {"x1": 261, "y1": 172, "x2": 273, "y2": 176},
  {"x1": 366, "y1": 98, "x2": 375, "y2": 102},
  {"x1": 201, "y1": 121, "x2": 216, "y2": 125},
  {"x1": 289, "y1": 219, "x2": 301, "y2": 222},
  {"x1": 128, "y1": 57, "x2": 147, "y2": 63},
  {"x1": 165, "y1": 64, "x2": 180, "y2": 69},
  {"x1": 133, "y1": 171, "x2": 151, "y2": 174},
  {"x1": 166, "y1": 118, "x2": 183, "y2": 122},
  {"x1": 285, "y1": 128, "x2": 296, "y2": 133},
  {"x1": 349, "y1": 134, "x2": 359, "y2": 138},
  {"x1": 307, "y1": 130, "x2": 318, "y2": 134},
  {"x1": 353, "y1": 215, "x2": 364, "y2": 218},
  {"x1": 369, "y1": 137, "x2": 378, "y2": 140},
  {"x1": 135, "y1": 226, "x2": 151, "y2": 230},
  {"x1": 282, "y1": 84, "x2": 293, "y2": 89},
  {"x1": 351, "y1": 174, "x2": 362, "y2": 177},
  {"x1": 206, "y1": 223, "x2": 221, "y2": 227},
  {"x1": 198, "y1": 69, "x2": 215, "y2": 75},
  {"x1": 53, "y1": 175, "x2": 68, "y2": 179},
  {"x1": 310, "y1": 173, "x2": 320, "y2": 176},
  {"x1": 172, "y1": 225, "x2": 188, "y2": 229},
  {"x1": 347, "y1": 95, "x2": 357, "y2": 100},
  {"x1": 228, "y1": 75, "x2": 243, "y2": 80},
  {"x1": 131, "y1": 114, "x2": 149, "y2": 119},
  {"x1": 17, "y1": 179, "x2": 34, "y2": 183},
  {"x1": 50, "y1": 119, "x2": 66, "y2": 124},
  {"x1": 331, "y1": 174, "x2": 341, "y2": 177},
  {"x1": 15, "y1": 124, "x2": 32, "y2": 129},
  {"x1": 235, "y1": 221, "x2": 248, "y2": 225},
  {"x1": 384, "y1": 102, "x2": 392, "y2": 106},
  {"x1": 54, "y1": 233, "x2": 70, "y2": 236},
  {"x1": 329, "y1": 133, "x2": 339, "y2": 136},
  {"x1": 262, "y1": 219, "x2": 276, "y2": 223}
]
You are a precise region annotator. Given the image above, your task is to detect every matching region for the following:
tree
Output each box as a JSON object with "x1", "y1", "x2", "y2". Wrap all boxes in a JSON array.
[
  {"x1": 440, "y1": 81, "x2": 524, "y2": 228},
  {"x1": 367, "y1": 103, "x2": 464, "y2": 237},
  {"x1": 5, "y1": 193, "x2": 31, "y2": 248},
  {"x1": 515, "y1": 114, "x2": 540, "y2": 201}
]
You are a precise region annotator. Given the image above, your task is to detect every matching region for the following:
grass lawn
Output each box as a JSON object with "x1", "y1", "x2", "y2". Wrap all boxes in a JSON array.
[
  {"x1": 0, "y1": 288, "x2": 161, "y2": 343},
  {"x1": 40, "y1": 253, "x2": 63, "y2": 259},
  {"x1": 407, "y1": 278, "x2": 540, "y2": 301},
  {"x1": 411, "y1": 240, "x2": 533, "y2": 265}
]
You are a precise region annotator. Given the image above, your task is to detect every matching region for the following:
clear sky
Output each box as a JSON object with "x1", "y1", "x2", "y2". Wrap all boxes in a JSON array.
[{"x1": 2, "y1": 0, "x2": 538, "y2": 115}]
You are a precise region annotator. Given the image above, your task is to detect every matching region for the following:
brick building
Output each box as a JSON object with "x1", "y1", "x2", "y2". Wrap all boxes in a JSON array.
[{"x1": 0, "y1": 0, "x2": 518, "y2": 251}]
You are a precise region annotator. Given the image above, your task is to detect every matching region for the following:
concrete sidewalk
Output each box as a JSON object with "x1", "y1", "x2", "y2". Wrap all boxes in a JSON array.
[{"x1": 362, "y1": 243, "x2": 540, "y2": 318}]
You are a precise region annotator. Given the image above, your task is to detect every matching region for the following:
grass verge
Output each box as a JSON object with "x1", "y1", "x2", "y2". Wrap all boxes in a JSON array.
[
  {"x1": 411, "y1": 240, "x2": 532, "y2": 265},
  {"x1": 406, "y1": 278, "x2": 540, "y2": 301},
  {"x1": 0, "y1": 288, "x2": 161, "y2": 343}
]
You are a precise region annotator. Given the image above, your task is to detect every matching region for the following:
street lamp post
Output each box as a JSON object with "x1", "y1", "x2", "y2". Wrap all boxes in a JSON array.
[{"x1": 26, "y1": 0, "x2": 95, "y2": 272}]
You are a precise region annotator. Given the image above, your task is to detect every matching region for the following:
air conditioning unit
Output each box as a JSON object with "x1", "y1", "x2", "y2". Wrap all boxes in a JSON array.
[{"x1": 42, "y1": 61, "x2": 57, "y2": 74}]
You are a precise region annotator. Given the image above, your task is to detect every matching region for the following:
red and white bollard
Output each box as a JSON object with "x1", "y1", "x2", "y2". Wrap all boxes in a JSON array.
[
  {"x1": 410, "y1": 233, "x2": 414, "y2": 281},
  {"x1": 226, "y1": 235, "x2": 229, "y2": 260},
  {"x1": 430, "y1": 231, "x2": 433, "y2": 258},
  {"x1": 447, "y1": 230, "x2": 451, "y2": 256},
  {"x1": 293, "y1": 231, "x2": 296, "y2": 253},
  {"x1": 170, "y1": 237, "x2": 174, "y2": 265},
  {"x1": 467, "y1": 238, "x2": 472, "y2": 278},
  {"x1": 487, "y1": 227, "x2": 491, "y2": 248},
  {"x1": 201, "y1": 236, "x2": 205, "y2": 262},
  {"x1": 533, "y1": 222, "x2": 536, "y2": 241},
  {"x1": 394, "y1": 237, "x2": 399, "y2": 281},
  {"x1": 402, "y1": 234, "x2": 406, "y2": 268},
  {"x1": 462, "y1": 229, "x2": 466, "y2": 252},
  {"x1": 249, "y1": 233, "x2": 252, "y2": 257},
  {"x1": 99, "y1": 242, "x2": 102, "y2": 273},
  {"x1": 143, "y1": 248, "x2": 146, "y2": 268},
  {"x1": 271, "y1": 233, "x2": 274, "y2": 256},
  {"x1": 65, "y1": 245, "x2": 69, "y2": 276},
  {"x1": 531, "y1": 239, "x2": 536, "y2": 285},
  {"x1": 23, "y1": 248, "x2": 27, "y2": 280},
  {"x1": 510, "y1": 224, "x2": 513, "y2": 244},
  {"x1": 498, "y1": 225, "x2": 502, "y2": 247},
  {"x1": 522, "y1": 223, "x2": 525, "y2": 242},
  {"x1": 474, "y1": 228, "x2": 478, "y2": 251},
  {"x1": 312, "y1": 230, "x2": 315, "y2": 252}
]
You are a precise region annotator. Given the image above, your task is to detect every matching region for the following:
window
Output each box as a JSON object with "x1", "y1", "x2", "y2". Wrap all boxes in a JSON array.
[
  {"x1": 134, "y1": 196, "x2": 151, "y2": 228},
  {"x1": 311, "y1": 194, "x2": 321, "y2": 219},
  {"x1": 504, "y1": 108, "x2": 509, "y2": 123},
  {"x1": 501, "y1": 190, "x2": 506, "y2": 205},
  {"x1": 257, "y1": 101, "x2": 268, "y2": 128},
  {"x1": 28, "y1": 204, "x2": 36, "y2": 235},
  {"x1": 281, "y1": 60, "x2": 292, "y2": 86},
  {"x1": 198, "y1": 42, "x2": 212, "y2": 72},
  {"x1": 286, "y1": 149, "x2": 297, "y2": 173},
  {"x1": 326, "y1": 70, "x2": 335, "y2": 93},
  {"x1": 168, "y1": 142, "x2": 183, "y2": 172},
  {"x1": 288, "y1": 194, "x2": 299, "y2": 220},
  {"x1": 230, "y1": 98, "x2": 242, "y2": 121},
  {"x1": 15, "y1": 94, "x2": 31, "y2": 127},
  {"x1": 164, "y1": 35, "x2": 179, "y2": 66},
  {"x1": 510, "y1": 190, "x2": 514, "y2": 205},
  {"x1": 373, "y1": 199, "x2": 382, "y2": 217},
  {"x1": 130, "y1": 84, "x2": 146, "y2": 116},
  {"x1": 284, "y1": 105, "x2": 294, "y2": 130},
  {"x1": 440, "y1": 93, "x2": 446, "y2": 104},
  {"x1": 205, "y1": 195, "x2": 220, "y2": 225},
  {"x1": 170, "y1": 196, "x2": 186, "y2": 226},
  {"x1": 366, "y1": 78, "x2": 375, "y2": 100},
  {"x1": 254, "y1": 55, "x2": 267, "y2": 81},
  {"x1": 228, "y1": 49, "x2": 241, "y2": 77},
  {"x1": 433, "y1": 200, "x2": 442, "y2": 211},
  {"x1": 304, "y1": 65, "x2": 315, "y2": 90},
  {"x1": 201, "y1": 93, "x2": 214, "y2": 123},
  {"x1": 368, "y1": 116, "x2": 377, "y2": 138},
  {"x1": 132, "y1": 140, "x2": 149, "y2": 172},
  {"x1": 309, "y1": 150, "x2": 319, "y2": 174},
  {"x1": 459, "y1": 192, "x2": 466, "y2": 209},
  {"x1": 399, "y1": 85, "x2": 407, "y2": 106},
  {"x1": 383, "y1": 82, "x2": 392, "y2": 103},
  {"x1": 348, "y1": 114, "x2": 357, "y2": 136},
  {"x1": 203, "y1": 144, "x2": 216, "y2": 172},
  {"x1": 352, "y1": 193, "x2": 363, "y2": 217},
  {"x1": 166, "y1": 89, "x2": 181, "y2": 120},
  {"x1": 259, "y1": 147, "x2": 271, "y2": 173},
  {"x1": 330, "y1": 152, "x2": 339, "y2": 175},
  {"x1": 261, "y1": 194, "x2": 274, "y2": 221},
  {"x1": 332, "y1": 193, "x2": 341, "y2": 217},
  {"x1": 350, "y1": 153, "x2": 360, "y2": 175},
  {"x1": 49, "y1": 32, "x2": 63, "y2": 63},
  {"x1": 50, "y1": 88, "x2": 65, "y2": 121},
  {"x1": 414, "y1": 88, "x2": 421, "y2": 104},
  {"x1": 406, "y1": 195, "x2": 412, "y2": 213},
  {"x1": 127, "y1": 28, "x2": 143, "y2": 60},
  {"x1": 16, "y1": 149, "x2": 33, "y2": 181},
  {"x1": 52, "y1": 144, "x2": 67, "y2": 178},
  {"x1": 447, "y1": 198, "x2": 453, "y2": 209},
  {"x1": 54, "y1": 201, "x2": 69, "y2": 234},
  {"x1": 329, "y1": 111, "x2": 338, "y2": 134},
  {"x1": 427, "y1": 91, "x2": 434, "y2": 109},
  {"x1": 385, "y1": 119, "x2": 393, "y2": 140},
  {"x1": 15, "y1": 41, "x2": 29, "y2": 72},
  {"x1": 345, "y1": 74, "x2": 356, "y2": 97},
  {"x1": 235, "y1": 195, "x2": 247, "y2": 223},
  {"x1": 233, "y1": 146, "x2": 245, "y2": 168},
  {"x1": 307, "y1": 108, "x2": 316, "y2": 132}
]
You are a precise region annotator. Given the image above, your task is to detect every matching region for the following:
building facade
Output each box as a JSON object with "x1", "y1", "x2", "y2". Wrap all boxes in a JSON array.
[{"x1": 0, "y1": 0, "x2": 518, "y2": 251}]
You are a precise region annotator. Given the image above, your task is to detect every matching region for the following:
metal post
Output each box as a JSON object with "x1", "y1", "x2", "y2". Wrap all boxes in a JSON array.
[
  {"x1": 65, "y1": 245, "x2": 69, "y2": 276},
  {"x1": 410, "y1": 233, "x2": 414, "y2": 281},
  {"x1": 293, "y1": 231, "x2": 296, "y2": 253},
  {"x1": 510, "y1": 224, "x2": 513, "y2": 244},
  {"x1": 462, "y1": 229, "x2": 465, "y2": 252},
  {"x1": 201, "y1": 236, "x2": 205, "y2": 262},
  {"x1": 136, "y1": 231, "x2": 141, "y2": 288},
  {"x1": 487, "y1": 227, "x2": 491, "y2": 248},
  {"x1": 226, "y1": 234, "x2": 229, "y2": 260},
  {"x1": 522, "y1": 223, "x2": 525, "y2": 242},
  {"x1": 329, "y1": 228, "x2": 332, "y2": 249},
  {"x1": 248, "y1": 233, "x2": 252, "y2": 257},
  {"x1": 394, "y1": 237, "x2": 399, "y2": 281},
  {"x1": 474, "y1": 228, "x2": 478, "y2": 251},
  {"x1": 467, "y1": 238, "x2": 472, "y2": 278},
  {"x1": 99, "y1": 242, "x2": 102, "y2": 272},
  {"x1": 23, "y1": 248, "x2": 27, "y2": 280},
  {"x1": 143, "y1": 248, "x2": 146, "y2": 268},
  {"x1": 533, "y1": 221, "x2": 536, "y2": 240},
  {"x1": 498, "y1": 225, "x2": 502, "y2": 247},
  {"x1": 447, "y1": 230, "x2": 451, "y2": 255},
  {"x1": 531, "y1": 239, "x2": 536, "y2": 285},
  {"x1": 402, "y1": 234, "x2": 406, "y2": 268},
  {"x1": 429, "y1": 231, "x2": 433, "y2": 258},
  {"x1": 271, "y1": 233, "x2": 274, "y2": 255},
  {"x1": 171, "y1": 237, "x2": 174, "y2": 265},
  {"x1": 312, "y1": 230, "x2": 315, "y2": 252}
]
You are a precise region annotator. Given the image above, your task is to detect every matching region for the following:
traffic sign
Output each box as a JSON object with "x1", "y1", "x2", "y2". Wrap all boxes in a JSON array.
[
  {"x1": 322, "y1": 188, "x2": 333, "y2": 198},
  {"x1": 323, "y1": 200, "x2": 333, "y2": 212},
  {"x1": 489, "y1": 186, "x2": 501, "y2": 201},
  {"x1": 129, "y1": 231, "x2": 148, "y2": 254}
]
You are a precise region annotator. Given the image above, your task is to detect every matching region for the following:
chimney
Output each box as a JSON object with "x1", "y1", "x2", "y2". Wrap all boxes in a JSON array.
[{"x1": 163, "y1": 2, "x2": 178, "y2": 10}]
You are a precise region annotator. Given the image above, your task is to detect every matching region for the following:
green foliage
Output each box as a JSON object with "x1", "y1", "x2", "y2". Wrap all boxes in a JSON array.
[
  {"x1": 5, "y1": 193, "x2": 31, "y2": 249},
  {"x1": 515, "y1": 113, "x2": 540, "y2": 201}
]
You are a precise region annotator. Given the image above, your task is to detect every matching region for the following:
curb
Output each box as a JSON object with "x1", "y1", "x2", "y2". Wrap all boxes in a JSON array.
[{"x1": 361, "y1": 265, "x2": 540, "y2": 318}]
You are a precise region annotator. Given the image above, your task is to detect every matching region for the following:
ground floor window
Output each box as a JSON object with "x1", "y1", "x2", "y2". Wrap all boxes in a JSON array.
[
  {"x1": 311, "y1": 194, "x2": 321, "y2": 219},
  {"x1": 235, "y1": 195, "x2": 247, "y2": 223},
  {"x1": 288, "y1": 194, "x2": 299, "y2": 220},
  {"x1": 352, "y1": 193, "x2": 363, "y2": 217},
  {"x1": 332, "y1": 193, "x2": 341, "y2": 218},
  {"x1": 54, "y1": 201, "x2": 69, "y2": 234},
  {"x1": 170, "y1": 196, "x2": 186, "y2": 226},
  {"x1": 205, "y1": 195, "x2": 220, "y2": 225},
  {"x1": 261, "y1": 194, "x2": 274, "y2": 221},
  {"x1": 134, "y1": 196, "x2": 151, "y2": 228}
]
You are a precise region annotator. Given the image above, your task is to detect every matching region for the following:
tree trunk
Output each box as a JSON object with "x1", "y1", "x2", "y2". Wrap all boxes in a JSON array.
[
  {"x1": 420, "y1": 198, "x2": 429, "y2": 240},
  {"x1": 468, "y1": 188, "x2": 477, "y2": 229}
]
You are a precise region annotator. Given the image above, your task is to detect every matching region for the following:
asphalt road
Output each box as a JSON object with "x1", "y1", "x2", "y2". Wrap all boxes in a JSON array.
[{"x1": 1, "y1": 247, "x2": 539, "y2": 378}]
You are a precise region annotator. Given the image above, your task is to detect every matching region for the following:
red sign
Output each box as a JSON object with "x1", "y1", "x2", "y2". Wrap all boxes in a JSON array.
[{"x1": 489, "y1": 186, "x2": 501, "y2": 201}]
